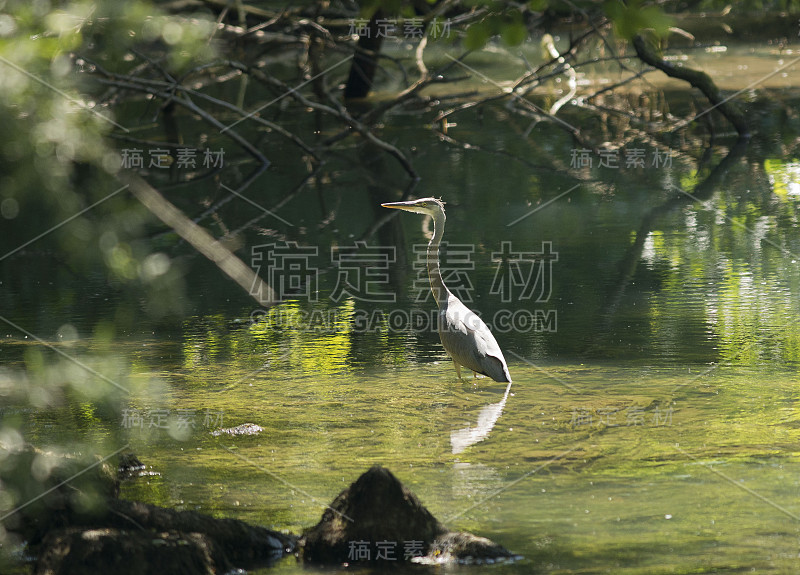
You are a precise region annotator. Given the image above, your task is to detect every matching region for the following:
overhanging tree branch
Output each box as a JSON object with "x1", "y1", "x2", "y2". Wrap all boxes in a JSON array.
[{"x1": 632, "y1": 33, "x2": 750, "y2": 137}]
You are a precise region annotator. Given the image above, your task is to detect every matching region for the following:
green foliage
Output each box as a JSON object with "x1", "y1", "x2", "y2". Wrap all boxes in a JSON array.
[
  {"x1": 603, "y1": 0, "x2": 675, "y2": 41},
  {"x1": 464, "y1": 8, "x2": 528, "y2": 50},
  {"x1": 357, "y1": 0, "x2": 417, "y2": 18},
  {"x1": 0, "y1": 0, "x2": 216, "y2": 554},
  {"x1": 0, "y1": 0, "x2": 217, "y2": 276}
]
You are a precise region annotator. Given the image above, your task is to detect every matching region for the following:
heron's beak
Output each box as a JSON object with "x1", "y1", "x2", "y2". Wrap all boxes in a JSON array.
[
  {"x1": 381, "y1": 201, "x2": 427, "y2": 215},
  {"x1": 381, "y1": 201, "x2": 416, "y2": 211}
]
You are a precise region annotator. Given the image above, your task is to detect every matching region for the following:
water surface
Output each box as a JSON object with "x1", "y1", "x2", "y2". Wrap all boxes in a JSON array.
[{"x1": 3, "y1": 31, "x2": 800, "y2": 575}]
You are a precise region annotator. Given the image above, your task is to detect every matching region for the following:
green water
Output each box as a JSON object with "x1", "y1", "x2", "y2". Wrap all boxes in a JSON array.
[
  {"x1": 116, "y1": 358, "x2": 800, "y2": 574},
  {"x1": 3, "y1": 37, "x2": 800, "y2": 574}
]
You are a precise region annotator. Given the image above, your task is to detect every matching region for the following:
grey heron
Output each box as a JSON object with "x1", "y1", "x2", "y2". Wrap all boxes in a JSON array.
[{"x1": 382, "y1": 198, "x2": 512, "y2": 383}]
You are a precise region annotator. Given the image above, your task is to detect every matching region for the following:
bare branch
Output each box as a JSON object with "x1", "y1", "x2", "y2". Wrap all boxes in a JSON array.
[{"x1": 122, "y1": 172, "x2": 279, "y2": 308}]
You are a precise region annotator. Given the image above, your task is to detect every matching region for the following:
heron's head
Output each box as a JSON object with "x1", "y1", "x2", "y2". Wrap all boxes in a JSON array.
[{"x1": 381, "y1": 197, "x2": 445, "y2": 218}]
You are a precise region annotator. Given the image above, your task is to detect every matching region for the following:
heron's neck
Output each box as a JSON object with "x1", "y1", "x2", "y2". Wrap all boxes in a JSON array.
[{"x1": 428, "y1": 212, "x2": 448, "y2": 306}]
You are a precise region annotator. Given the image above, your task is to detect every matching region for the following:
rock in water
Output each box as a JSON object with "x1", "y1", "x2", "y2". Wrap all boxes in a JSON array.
[
  {"x1": 34, "y1": 528, "x2": 228, "y2": 575},
  {"x1": 300, "y1": 465, "x2": 446, "y2": 563},
  {"x1": 300, "y1": 465, "x2": 519, "y2": 565},
  {"x1": 210, "y1": 423, "x2": 263, "y2": 437}
]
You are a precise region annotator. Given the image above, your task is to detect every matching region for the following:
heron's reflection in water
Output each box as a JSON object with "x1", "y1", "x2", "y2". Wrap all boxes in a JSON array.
[{"x1": 450, "y1": 381, "x2": 513, "y2": 454}]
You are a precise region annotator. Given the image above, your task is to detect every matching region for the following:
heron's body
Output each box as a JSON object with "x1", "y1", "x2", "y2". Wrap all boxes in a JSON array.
[
  {"x1": 438, "y1": 291, "x2": 512, "y2": 382},
  {"x1": 382, "y1": 198, "x2": 512, "y2": 383}
]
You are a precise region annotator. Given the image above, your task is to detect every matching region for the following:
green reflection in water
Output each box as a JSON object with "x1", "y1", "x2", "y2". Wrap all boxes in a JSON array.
[{"x1": 114, "y1": 358, "x2": 799, "y2": 574}]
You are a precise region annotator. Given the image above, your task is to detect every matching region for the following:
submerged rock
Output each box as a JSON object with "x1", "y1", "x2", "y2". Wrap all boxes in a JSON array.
[
  {"x1": 17, "y1": 453, "x2": 515, "y2": 573},
  {"x1": 34, "y1": 528, "x2": 229, "y2": 575},
  {"x1": 117, "y1": 453, "x2": 149, "y2": 480},
  {"x1": 300, "y1": 465, "x2": 519, "y2": 565},
  {"x1": 31, "y1": 499, "x2": 294, "y2": 574},
  {"x1": 0, "y1": 444, "x2": 119, "y2": 545},
  {"x1": 6, "y1": 448, "x2": 294, "y2": 575},
  {"x1": 417, "y1": 531, "x2": 522, "y2": 565},
  {"x1": 300, "y1": 465, "x2": 446, "y2": 563}
]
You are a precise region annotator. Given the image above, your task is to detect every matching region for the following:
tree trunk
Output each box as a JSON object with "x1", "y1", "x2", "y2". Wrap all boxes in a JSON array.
[{"x1": 344, "y1": 11, "x2": 385, "y2": 100}]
